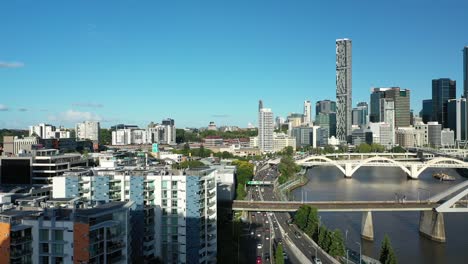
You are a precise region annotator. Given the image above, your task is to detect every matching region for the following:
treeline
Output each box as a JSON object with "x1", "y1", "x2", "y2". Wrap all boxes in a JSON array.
[
  {"x1": 278, "y1": 146, "x2": 301, "y2": 184},
  {"x1": 171, "y1": 160, "x2": 205, "y2": 169},
  {"x1": 175, "y1": 128, "x2": 258, "y2": 143},
  {"x1": 294, "y1": 205, "x2": 345, "y2": 258},
  {"x1": 232, "y1": 160, "x2": 254, "y2": 200},
  {"x1": 0, "y1": 129, "x2": 28, "y2": 143}
]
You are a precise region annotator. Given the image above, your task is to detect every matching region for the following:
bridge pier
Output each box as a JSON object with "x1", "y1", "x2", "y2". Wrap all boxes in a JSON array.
[
  {"x1": 419, "y1": 211, "x2": 446, "y2": 242},
  {"x1": 344, "y1": 163, "x2": 353, "y2": 178},
  {"x1": 408, "y1": 164, "x2": 419, "y2": 179},
  {"x1": 361, "y1": 211, "x2": 374, "y2": 241}
]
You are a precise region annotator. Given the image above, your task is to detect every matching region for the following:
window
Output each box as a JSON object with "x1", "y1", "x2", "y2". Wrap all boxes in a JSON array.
[
  {"x1": 41, "y1": 243, "x2": 49, "y2": 254},
  {"x1": 171, "y1": 181, "x2": 177, "y2": 189},
  {"x1": 171, "y1": 208, "x2": 178, "y2": 215},
  {"x1": 53, "y1": 244, "x2": 64, "y2": 255},
  {"x1": 54, "y1": 230, "x2": 64, "y2": 241},
  {"x1": 171, "y1": 200, "x2": 178, "y2": 207},
  {"x1": 162, "y1": 199, "x2": 167, "y2": 207},
  {"x1": 162, "y1": 190, "x2": 168, "y2": 199},
  {"x1": 172, "y1": 190, "x2": 177, "y2": 199},
  {"x1": 40, "y1": 229, "x2": 49, "y2": 241},
  {"x1": 162, "y1": 180, "x2": 168, "y2": 189}
]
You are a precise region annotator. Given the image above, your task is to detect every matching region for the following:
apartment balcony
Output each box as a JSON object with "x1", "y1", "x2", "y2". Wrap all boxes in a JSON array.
[
  {"x1": 146, "y1": 185, "x2": 155, "y2": 191},
  {"x1": 81, "y1": 188, "x2": 90, "y2": 193},
  {"x1": 10, "y1": 247, "x2": 32, "y2": 259},
  {"x1": 10, "y1": 235, "x2": 32, "y2": 246},
  {"x1": 107, "y1": 241, "x2": 126, "y2": 253}
]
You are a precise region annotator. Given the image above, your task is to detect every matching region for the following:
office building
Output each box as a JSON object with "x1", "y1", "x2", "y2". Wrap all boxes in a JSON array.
[
  {"x1": 351, "y1": 128, "x2": 372, "y2": 146},
  {"x1": 316, "y1": 100, "x2": 336, "y2": 114},
  {"x1": 275, "y1": 116, "x2": 285, "y2": 130},
  {"x1": 414, "y1": 122, "x2": 429, "y2": 147},
  {"x1": 428, "y1": 122, "x2": 442, "y2": 147},
  {"x1": 396, "y1": 127, "x2": 416, "y2": 148},
  {"x1": 2, "y1": 136, "x2": 39, "y2": 155},
  {"x1": 464, "y1": 46, "x2": 468, "y2": 98},
  {"x1": 441, "y1": 128, "x2": 455, "y2": 147},
  {"x1": 291, "y1": 127, "x2": 314, "y2": 148},
  {"x1": 287, "y1": 113, "x2": 304, "y2": 129},
  {"x1": 75, "y1": 121, "x2": 100, "y2": 142},
  {"x1": 303, "y1": 100, "x2": 312, "y2": 125},
  {"x1": 0, "y1": 157, "x2": 33, "y2": 184},
  {"x1": 447, "y1": 98, "x2": 467, "y2": 141},
  {"x1": 258, "y1": 108, "x2": 274, "y2": 153},
  {"x1": 112, "y1": 128, "x2": 148, "y2": 145},
  {"x1": 336, "y1": 39, "x2": 352, "y2": 142},
  {"x1": 273, "y1": 133, "x2": 296, "y2": 152},
  {"x1": 29, "y1": 123, "x2": 70, "y2": 139},
  {"x1": 352, "y1": 102, "x2": 368, "y2": 126},
  {"x1": 421, "y1": 99, "x2": 433, "y2": 123},
  {"x1": 315, "y1": 112, "x2": 336, "y2": 137},
  {"x1": 370, "y1": 87, "x2": 410, "y2": 127},
  {"x1": 432, "y1": 78, "x2": 456, "y2": 128},
  {"x1": 147, "y1": 119, "x2": 176, "y2": 145}
]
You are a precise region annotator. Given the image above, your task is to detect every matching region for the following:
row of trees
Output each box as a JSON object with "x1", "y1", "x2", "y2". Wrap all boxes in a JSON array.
[
  {"x1": 175, "y1": 128, "x2": 258, "y2": 143},
  {"x1": 278, "y1": 146, "x2": 301, "y2": 184},
  {"x1": 293, "y1": 205, "x2": 345, "y2": 257},
  {"x1": 171, "y1": 160, "x2": 205, "y2": 169},
  {"x1": 275, "y1": 243, "x2": 284, "y2": 264},
  {"x1": 231, "y1": 160, "x2": 254, "y2": 200}
]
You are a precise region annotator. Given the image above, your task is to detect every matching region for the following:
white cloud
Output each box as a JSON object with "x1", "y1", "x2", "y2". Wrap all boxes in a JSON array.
[
  {"x1": 49, "y1": 110, "x2": 101, "y2": 122},
  {"x1": 0, "y1": 104, "x2": 9, "y2": 111},
  {"x1": 72, "y1": 103, "x2": 104, "y2": 108},
  {"x1": 0, "y1": 61, "x2": 24, "y2": 68}
]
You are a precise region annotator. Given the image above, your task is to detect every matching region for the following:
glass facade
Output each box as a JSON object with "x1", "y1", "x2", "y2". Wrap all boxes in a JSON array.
[{"x1": 432, "y1": 78, "x2": 456, "y2": 128}]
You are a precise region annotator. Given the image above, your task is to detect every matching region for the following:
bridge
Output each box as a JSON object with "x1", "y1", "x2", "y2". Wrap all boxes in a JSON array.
[
  {"x1": 228, "y1": 181, "x2": 468, "y2": 243},
  {"x1": 296, "y1": 155, "x2": 468, "y2": 179}
]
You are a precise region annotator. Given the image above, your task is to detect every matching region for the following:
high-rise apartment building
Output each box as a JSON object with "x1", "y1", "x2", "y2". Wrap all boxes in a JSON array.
[
  {"x1": 370, "y1": 87, "x2": 410, "y2": 127},
  {"x1": 29, "y1": 123, "x2": 71, "y2": 139},
  {"x1": 432, "y1": 78, "x2": 456, "y2": 128},
  {"x1": 258, "y1": 108, "x2": 274, "y2": 153},
  {"x1": 76, "y1": 121, "x2": 100, "y2": 142},
  {"x1": 428, "y1": 122, "x2": 442, "y2": 147},
  {"x1": 147, "y1": 119, "x2": 176, "y2": 145},
  {"x1": 336, "y1": 39, "x2": 352, "y2": 142},
  {"x1": 303, "y1": 100, "x2": 312, "y2": 125}
]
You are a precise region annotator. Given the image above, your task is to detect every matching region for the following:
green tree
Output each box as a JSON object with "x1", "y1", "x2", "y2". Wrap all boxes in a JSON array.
[
  {"x1": 176, "y1": 129, "x2": 186, "y2": 143},
  {"x1": 328, "y1": 229, "x2": 346, "y2": 257},
  {"x1": 379, "y1": 235, "x2": 397, "y2": 264},
  {"x1": 371, "y1": 143, "x2": 385, "y2": 153},
  {"x1": 275, "y1": 243, "x2": 284, "y2": 264},
  {"x1": 317, "y1": 225, "x2": 328, "y2": 248},
  {"x1": 99, "y1": 129, "x2": 112, "y2": 145},
  {"x1": 304, "y1": 207, "x2": 319, "y2": 238},
  {"x1": 294, "y1": 205, "x2": 311, "y2": 230},
  {"x1": 355, "y1": 143, "x2": 372, "y2": 153},
  {"x1": 183, "y1": 143, "x2": 190, "y2": 151},
  {"x1": 391, "y1": 146, "x2": 406, "y2": 153}
]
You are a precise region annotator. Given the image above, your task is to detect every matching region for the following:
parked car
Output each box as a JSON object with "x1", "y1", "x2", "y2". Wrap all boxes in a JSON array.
[
  {"x1": 257, "y1": 243, "x2": 263, "y2": 249},
  {"x1": 312, "y1": 256, "x2": 322, "y2": 264}
]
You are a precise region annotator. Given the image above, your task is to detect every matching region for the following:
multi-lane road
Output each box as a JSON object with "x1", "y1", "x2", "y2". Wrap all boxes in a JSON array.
[{"x1": 239, "y1": 162, "x2": 333, "y2": 264}]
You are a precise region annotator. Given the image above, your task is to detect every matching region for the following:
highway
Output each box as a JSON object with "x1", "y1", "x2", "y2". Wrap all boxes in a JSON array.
[{"x1": 245, "y1": 162, "x2": 333, "y2": 264}]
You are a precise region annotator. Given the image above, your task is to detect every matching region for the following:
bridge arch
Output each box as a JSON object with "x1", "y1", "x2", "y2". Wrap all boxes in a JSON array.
[
  {"x1": 297, "y1": 156, "x2": 346, "y2": 176},
  {"x1": 349, "y1": 156, "x2": 411, "y2": 177},
  {"x1": 415, "y1": 157, "x2": 468, "y2": 178}
]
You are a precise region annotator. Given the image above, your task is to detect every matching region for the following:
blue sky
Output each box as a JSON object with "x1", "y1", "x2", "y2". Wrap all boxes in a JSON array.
[{"x1": 1, "y1": 0, "x2": 467, "y2": 129}]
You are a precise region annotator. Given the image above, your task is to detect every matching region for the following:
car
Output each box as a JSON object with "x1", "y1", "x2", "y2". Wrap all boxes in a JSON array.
[
  {"x1": 256, "y1": 256, "x2": 262, "y2": 264},
  {"x1": 264, "y1": 253, "x2": 270, "y2": 261},
  {"x1": 295, "y1": 231, "x2": 302, "y2": 238},
  {"x1": 250, "y1": 231, "x2": 255, "y2": 236},
  {"x1": 312, "y1": 256, "x2": 322, "y2": 264},
  {"x1": 282, "y1": 252, "x2": 288, "y2": 260},
  {"x1": 265, "y1": 235, "x2": 270, "y2": 240},
  {"x1": 257, "y1": 232, "x2": 262, "y2": 237},
  {"x1": 257, "y1": 243, "x2": 263, "y2": 249}
]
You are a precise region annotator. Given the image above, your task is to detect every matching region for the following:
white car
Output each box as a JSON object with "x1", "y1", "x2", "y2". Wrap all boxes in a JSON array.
[{"x1": 257, "y1": 244, "x2": 263, "y2": 249}]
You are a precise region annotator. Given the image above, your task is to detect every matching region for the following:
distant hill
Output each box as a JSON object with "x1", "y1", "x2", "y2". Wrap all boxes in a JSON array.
[{"x1": 0, "y1": 129, "x2": 29, "y2": 143}]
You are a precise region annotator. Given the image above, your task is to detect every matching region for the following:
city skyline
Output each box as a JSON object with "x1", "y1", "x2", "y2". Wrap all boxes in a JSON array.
[{"x1": 1, "y1": 1, "x2": 468, "y2": 129}]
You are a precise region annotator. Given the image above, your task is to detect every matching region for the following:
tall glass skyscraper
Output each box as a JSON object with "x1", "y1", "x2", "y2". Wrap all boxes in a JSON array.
[
  {"x1": 336, "y1": 39, "x2": 352, "y2": 142},
  {"x1": 432, "y1": 78, "x2": 456, "y2": 128},
  {"x1": 464, "y1": 47, "x2": 468, "y2": 98},
  {"x1": 369, "y1": 87, "x2": 410, "y2": 127}
]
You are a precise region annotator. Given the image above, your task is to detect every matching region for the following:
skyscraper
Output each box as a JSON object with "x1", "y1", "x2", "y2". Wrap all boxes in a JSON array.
[
  {"x1": 352, "y1": 102, "x2": 368, "y2": 126},
  {"x1": 447, "y1": 98, "x2": 467, "y2": 141},
  {"x1": 316, "y1": 100, "x2": 336, "y2": 114},
  {"x1": 303, "y1": 100, "x2": 312, "y2": 125},
  {"x1": 432, "y1": 78, "x2": 456, "y2": 128},
  {"x1": 464, "y1": 47, "x2": 468, "y2": 98},
  {"x1": 421, "y1": 99, "x2": 433, "y2": 124},
  {"x1": 336, "y1": 39, "x2": 352, "y2": 142},
  {"x1": 259, "y1": 100, "x2": 263, "y2": 111},
  {"x1": 369, "y1": 87, "x2": 410, "y2": 127},
  {"x1": 258, "y1": 107, "x2": 274, "y2": 152}
]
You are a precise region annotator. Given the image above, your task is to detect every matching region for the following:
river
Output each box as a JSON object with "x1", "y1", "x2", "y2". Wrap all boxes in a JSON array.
[{"x1": 292, "y1": 166, "x2": 468, "y2": 264}]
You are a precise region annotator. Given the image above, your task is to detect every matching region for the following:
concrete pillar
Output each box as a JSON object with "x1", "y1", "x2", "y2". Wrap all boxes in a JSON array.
[
  {"x1": 344, "y1": 163, "x2": 353, "y2": 178},
  {"x1": 361, "y1": 211, "x2": 374, "y2": 241},
  {"x1": 409, "y1": 164, "x2": 419, "y2": 179},
  {"x1": 419, "y1": 211, "x2": 446, "y2": 242}
]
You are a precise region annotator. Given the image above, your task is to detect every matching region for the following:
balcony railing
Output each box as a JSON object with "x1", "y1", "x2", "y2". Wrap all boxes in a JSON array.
[
  {"x1": 11, "y1": 247, "x2": 32, "y2": 258},
  {"x1": 10, "y1": 236, "x2": 32, "y2": 245},
  {"x1": 107, "y1": 241, "x2": 125, "y2": 253}
]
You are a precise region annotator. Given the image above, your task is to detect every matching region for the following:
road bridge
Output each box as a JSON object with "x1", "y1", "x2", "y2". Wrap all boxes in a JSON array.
[
  {"x1": 296, "y1": 156, "x2": 468, "y2": 179},
  {"x1": 227, "y1": 181, "x2": 468, "y2": 243}
]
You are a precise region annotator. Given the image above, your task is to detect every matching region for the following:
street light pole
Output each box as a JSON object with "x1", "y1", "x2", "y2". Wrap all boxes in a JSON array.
[
  {"x1": 355, "y1": 241, "x2": 361, "y2": 264},
  {"x1": 345, "y1": 229, "x2": 349, "y2": 264}
]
